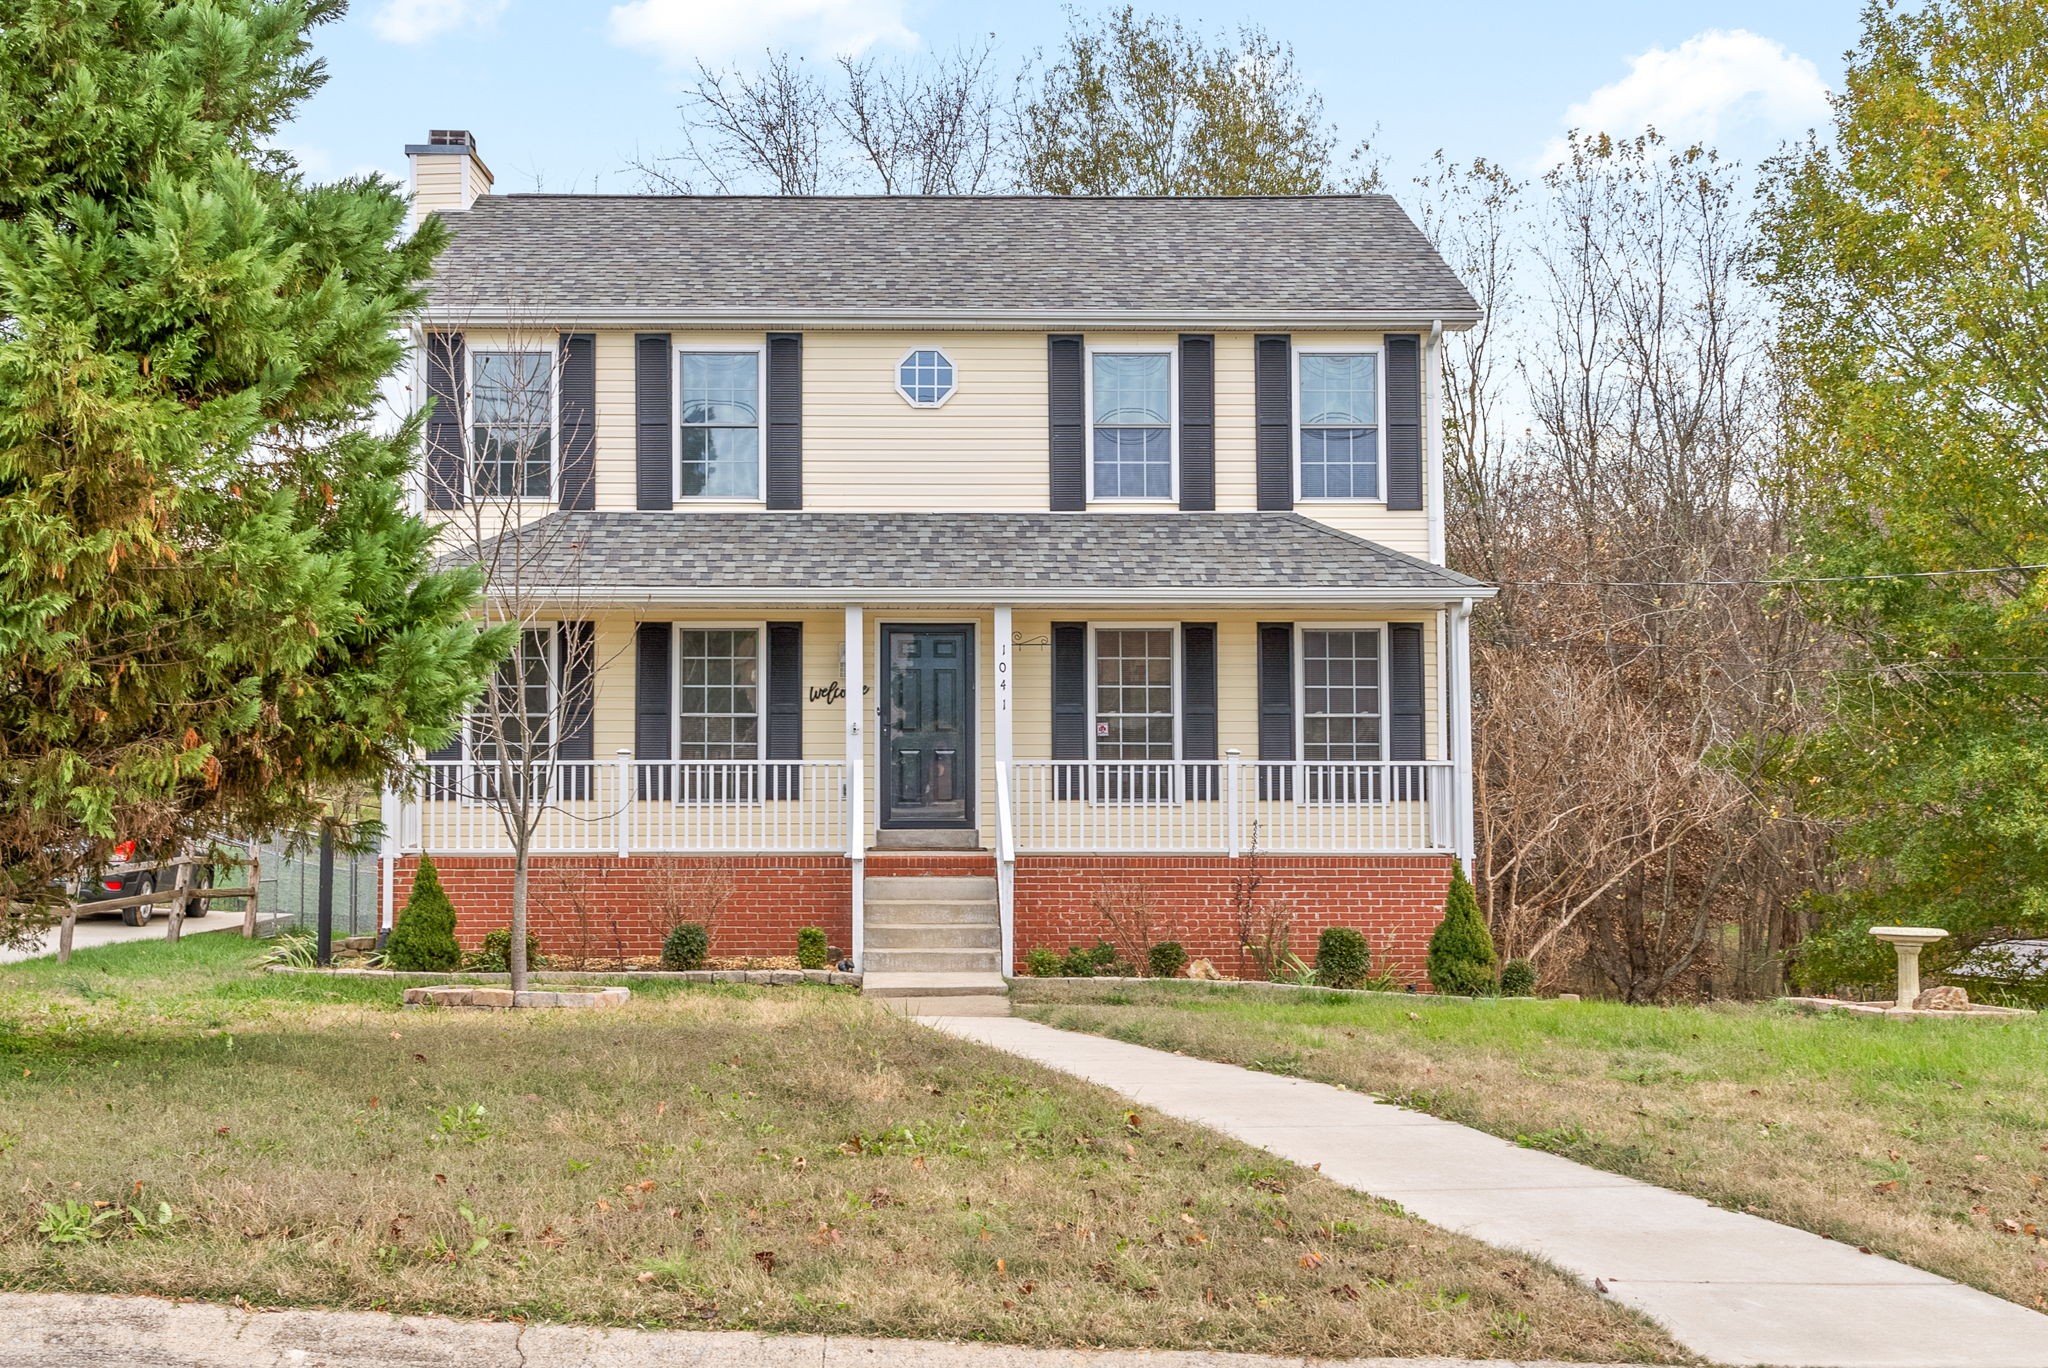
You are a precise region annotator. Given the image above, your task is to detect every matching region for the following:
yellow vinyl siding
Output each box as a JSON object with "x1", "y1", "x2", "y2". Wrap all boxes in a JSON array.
[{"x1": 411, "y1": 156, "x2": 467, "y2": 220}]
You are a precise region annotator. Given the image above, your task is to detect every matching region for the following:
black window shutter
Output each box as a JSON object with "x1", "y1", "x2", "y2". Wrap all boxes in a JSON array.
[
  {"x1": 765, "y1": 333, "x2": 803, "y2": 509},
  {"x1": 1257, "y1": 622, "x2": 1295, "y2": 799},
  {"x1": 1254, "y1": 334, "x2": 1293, "y2": 511},
  {"x1": 634, "y1": 622, "x2": 672, "y2": 799},
  {"x1": 1387, "y1": 622, "x2": 1426, "y2": 763},
  {"x1": 1385, "y1": 333, "x2": 1423, "y2": 510},
  {"x1": 557, "y1": 332, "x2": 596, "y2": 510},
  {"x1": 557, "y1": 621, "x2": 596, "y2": 799},
  {"x1": 1047, "y1": 335, "x2": 1085, "y2": 511},
  {"x1": 634, "y1": 333, "x2": 672, "y2": 510},
  {"x1": 424, "y1": 331, "x2": 466, "y2": 509},
  {"x1": 1177, "y1": 335, "x2": 1215, "y2": 511},
  {"x1": 1052, "y1": 622, "x2": 1087, "y2": 797},
  {"x1": 765, "y1": 621, "x2": 803, "y2": 798},
  {"x1": 1182, "y1": 623, "x2": 1218, "y2": 797}
]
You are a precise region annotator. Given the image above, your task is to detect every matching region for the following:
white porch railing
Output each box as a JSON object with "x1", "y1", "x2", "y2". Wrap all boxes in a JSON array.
[
  {"x1": 403, "y1": 760, "x2": 848, "y2": 855},
  {"x1": 402, "y1": 757, "x2": 1453, "y2": 858},
  {"x1": 1005, "y1": 759, "x2": 1456, "y2": 855}
]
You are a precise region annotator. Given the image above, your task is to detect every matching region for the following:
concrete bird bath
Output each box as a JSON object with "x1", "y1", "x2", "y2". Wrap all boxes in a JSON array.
[{"x1": 1869, "y1": 926, "x2": 1948, "y2": 1009}]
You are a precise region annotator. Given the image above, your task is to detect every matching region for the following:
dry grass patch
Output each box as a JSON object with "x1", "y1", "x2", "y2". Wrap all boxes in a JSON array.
[
  {"x1": 1014, "y1": 979, "x2": 2048, "y2": 1312},
  {"x1": 0, "y1": 938, "x2": 1681, "y2": 1361}
]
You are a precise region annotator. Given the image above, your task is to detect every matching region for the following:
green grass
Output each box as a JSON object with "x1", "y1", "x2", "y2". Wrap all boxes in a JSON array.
[
  {"x1": 1012, "y1": 979, "x2": 2048, "y2": 1313},
  {"x1": 0, "y1": 938, "x2": 1682, "y2": 1361}
]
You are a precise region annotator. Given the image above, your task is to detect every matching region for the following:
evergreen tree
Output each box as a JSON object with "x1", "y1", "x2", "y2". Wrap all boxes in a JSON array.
[
  {"x1": 1428, "y1": 860, "x2": 1497, "y2": 995},
  {"x1": 0, "y1": 0, "x2": 505, "y2": 940},
  {"x1": 385, "y1": 853, "x2": 459, "y2": 972},
  {"x1": 1760, "y1": 0, "x2": 2048, "y2": 984}
]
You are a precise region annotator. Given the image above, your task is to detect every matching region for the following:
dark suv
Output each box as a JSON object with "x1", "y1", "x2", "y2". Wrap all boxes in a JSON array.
[{"x1": 77, "y1": 841, "x2": 216, "y2": 927}]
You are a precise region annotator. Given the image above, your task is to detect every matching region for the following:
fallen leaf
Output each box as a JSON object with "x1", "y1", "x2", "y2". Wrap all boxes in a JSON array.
[
  {"x1": 1299, "y1": 1250, "x2": 1326, "y2": 1270},
  {"x1": 389, "y1": 1032, "x2": 401, "y2": 1040},
  {"x1": 433, "y1": 1174, "x2": 447, "y2": 1186},
  {"x1": 368, "y1": 1097, "x2": 380, "y2": 1109},
  {"x1": 215, "y1": 1127, "x2": 230, "y2": 1137},
  {"x1": 596, "y1": 1199, "x2": 611, "y2": 1213},
  {"x1": 1594, "y1": 1278, "x2": 1609, "y2": 1294},
  {"x1": 413, "y1": 1053, "x2": 426, "y2": 1063},
  {"x1": 636, "y1": 1271, "x2": 656, "y2": 1283},
  {"x1": 753, "y1": 1249, "x2": 777, "y2": 1274},
  {"x1": 911, "y1": 1155, "x2": 927, "y2": 1173},
  {"x1": 996, "y1": 1257, "x2": 1007, "y2": 1274},
  {"x1": 1873, "y1": 1180, "x2": 1899, "y2": 1193},
  {"x1": 656, "y1": 1101, "x2": 668, "y2": 1116}
]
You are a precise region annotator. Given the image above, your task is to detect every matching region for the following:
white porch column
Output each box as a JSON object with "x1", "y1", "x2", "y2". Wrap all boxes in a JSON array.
[
  {"x1": 379, "y1": 783, "x2": 400, "y2": 934},
  {"x1": 1451, "y1": 597, "x2": 1476, "y2": 869},
  {"x1": 844, "y1": 605, "x2": 866, "y2": 970},
  {"x1": 993, "y1": 605, "x2": 1015, "y2": 977}
]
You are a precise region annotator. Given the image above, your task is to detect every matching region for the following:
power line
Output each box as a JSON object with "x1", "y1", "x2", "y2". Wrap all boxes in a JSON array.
[{"x1": 1496, "y1": 563, "x2": 2048, "y2": 590}]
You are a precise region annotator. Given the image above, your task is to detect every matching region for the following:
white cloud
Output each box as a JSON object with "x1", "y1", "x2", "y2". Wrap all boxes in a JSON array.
[
  {"x1": 370, "y1": 0, "x2": 510, "y2": 44},
  {"x1": 608, "y1": 0, "x2": 917, "y2": 65},
  {"x1": 1543, "y1": 29, "x2": 1829, "y2": 165}
]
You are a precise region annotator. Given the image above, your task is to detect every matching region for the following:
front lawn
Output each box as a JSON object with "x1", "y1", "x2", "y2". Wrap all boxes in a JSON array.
[
  {"x1": 1013, "y1": 979, "x2": 2048, "y2": 1312},
  {"x1": 0, "y1": 938, "x2": 1679, "y2": 1361}
]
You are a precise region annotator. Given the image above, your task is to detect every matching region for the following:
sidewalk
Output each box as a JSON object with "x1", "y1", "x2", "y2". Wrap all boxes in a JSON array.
[
  {"x1": 0, "y1": 1290, "x2": 1642, "y2": 1368},
  {"x1": 926, "y1": 1015, "x2": 2048, "y2": 1368}
]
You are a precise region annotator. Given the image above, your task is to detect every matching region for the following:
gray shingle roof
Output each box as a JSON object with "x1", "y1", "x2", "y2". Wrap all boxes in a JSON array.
[
  {"x1": 424, "y1": 196, "x2": 1478, "y2": 323},
  {"x1": 454, "y1": 512, "x2": 1491, "y2": 602}
]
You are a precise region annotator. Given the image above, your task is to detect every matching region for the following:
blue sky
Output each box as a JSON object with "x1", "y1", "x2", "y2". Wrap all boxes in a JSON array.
[{"x1": 285, "y1": 1, "x2": 1866, "y2": 193}]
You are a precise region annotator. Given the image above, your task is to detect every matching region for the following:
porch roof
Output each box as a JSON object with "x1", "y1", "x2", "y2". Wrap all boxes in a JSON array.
[{"x1": 455, "y1": 511, "x2": 1493, "y2": 607}]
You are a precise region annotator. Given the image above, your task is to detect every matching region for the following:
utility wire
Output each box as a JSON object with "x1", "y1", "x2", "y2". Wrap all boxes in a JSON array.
[{"x1": 1495, "y1": 563, "x2": 2048, "y2": 590}]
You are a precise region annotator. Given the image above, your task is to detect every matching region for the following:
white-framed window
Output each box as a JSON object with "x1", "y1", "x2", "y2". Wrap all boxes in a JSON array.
[
  {"x1": 469, "y1": 348, "x2": 555, "y2": 500},
  {"x1": 1088, "y1": 347, "x2": 1176, "y2": 500},
  {"x1": 1300, "y1": 627, "x2": 1384, "y2": 762},
  {"x1": 1091, "y1": 625, "x2": 1178, "y2": 802},
  {"x1": 896, "y1": 347, "x2": 957, "y2": 407},
  {"x1": 674, "y1": 626, "x2": 763, "y2": 761},
  {"x1": 470, "y1": 625, "x2": 556, "y2": 762},
  {"x1": 1295, "y1": 348, "x2": 1382, "y2": 501},
  {"x1": 676, "y1": 347, "x2": 763, "y2": 499}
]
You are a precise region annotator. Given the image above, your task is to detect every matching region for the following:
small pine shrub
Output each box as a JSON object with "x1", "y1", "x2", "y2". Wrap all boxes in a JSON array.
[
  {"x1": 385, "y1": 854, "x2": 460, "y2": 972},
  {"x1": 1147, "y1": 940, "x2": 1188, "y2": 979},
  {"x1": 1499, "y1": 957, "x2": 1537, "y2": 996},
  {"x1": 1314, "y1": 927, "x2": 1372, "y2": 989},
  {"x1": 1428, "y1": 860, "x2": 1498, "y2": 996},
  {"x1": 795, "y1": 926, "x2": 829, "y2": 970},
  {"x1": 470, "y1": 926, "x2": 541, "y2": 973},
  {"x1": 1024, "y1": 947, "x2": 1062, "y2": 978},
  {"x1": 661, "y1": 921, "x2": 709, "y2": 971}
]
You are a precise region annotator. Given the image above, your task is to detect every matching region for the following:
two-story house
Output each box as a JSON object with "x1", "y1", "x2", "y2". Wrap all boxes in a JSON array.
[{"x1": 382, "y1": 130, "x2": 1493, "y2": 993}]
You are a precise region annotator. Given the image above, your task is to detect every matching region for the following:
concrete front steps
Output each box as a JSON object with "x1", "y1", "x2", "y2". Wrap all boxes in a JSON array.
[{"x1": 861, "y1": 871, "x2": 1007, "y2": 1005}]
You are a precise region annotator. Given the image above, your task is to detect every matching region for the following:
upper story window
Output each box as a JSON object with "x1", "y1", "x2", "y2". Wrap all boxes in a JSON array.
[
  {"x1": 470, "y1": 350, "x2": 554, "y2": 499},
  {"x1": 1091, "y1": 350, "x2": 1173, "y2": 500},
  {"x1": 1297, "y1": 351, "x2": 1380, "y2": 500},
  {"x1": 679, "y1": 350, "x2": 762, "y2": 499},
  {"x1": 897, "y1": 348, "x2": 956, "y2": 407}
]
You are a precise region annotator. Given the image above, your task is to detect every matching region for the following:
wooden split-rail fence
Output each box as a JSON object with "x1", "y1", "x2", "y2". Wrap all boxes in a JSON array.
[{"x1": 49, "y1": 848, "x2": 263, "y2": 964}]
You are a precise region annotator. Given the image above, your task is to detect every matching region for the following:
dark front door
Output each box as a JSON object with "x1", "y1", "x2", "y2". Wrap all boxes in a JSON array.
[{"x1": 880, "y1": 624, "x2": 974, "y2": 829}]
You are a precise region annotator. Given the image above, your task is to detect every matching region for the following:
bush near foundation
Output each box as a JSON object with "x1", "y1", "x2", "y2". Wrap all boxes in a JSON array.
[
  {"x1": 796, "y1": 926, "x2": 830, "y2": 970},
  {"x1": 662, "y1": 921, "x2": 709, "y2": 971},
  {"x1": 1148, "y1": 940, "x2": 1189, "y2": 978},
  {"x1": 1314, "y1": 928, "x2": 1372, "y2": 989},
  {"x1": 1428, "y1": 860, "x2": 1498, "y2": 996},
  {"x1": 385, "y1": 855, "x2": 460, "y2": 972}
]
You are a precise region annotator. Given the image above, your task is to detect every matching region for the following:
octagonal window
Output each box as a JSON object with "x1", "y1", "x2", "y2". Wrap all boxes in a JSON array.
[{"x1": 897, "y1": 348, "x2": 957, "y2": 407}]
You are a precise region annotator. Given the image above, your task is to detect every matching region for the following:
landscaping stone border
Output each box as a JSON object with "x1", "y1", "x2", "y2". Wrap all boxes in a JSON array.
[
  {"x1": 402, "y1": 985, "x2": 631, "y2": 1011},
  {"x1": 1011, "y1": 975, "x2": 1421, "y2": 999},
  {"x1": 265, "y1": 964, "x2": 860, "y2": 987},
  {"x1": 1782, "y1": 994, "x2": 2033, "y2": 1020}
]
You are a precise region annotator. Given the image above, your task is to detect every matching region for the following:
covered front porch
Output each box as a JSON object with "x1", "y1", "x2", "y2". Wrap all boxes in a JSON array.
[{"x1": 387, "y1": 512, "x2": 1487, "y2": 977}]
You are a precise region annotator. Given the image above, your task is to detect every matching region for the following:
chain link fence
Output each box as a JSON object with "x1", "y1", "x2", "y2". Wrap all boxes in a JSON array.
[{"x1": 254, "y1": 833, "x2": 380, "y2": 940}]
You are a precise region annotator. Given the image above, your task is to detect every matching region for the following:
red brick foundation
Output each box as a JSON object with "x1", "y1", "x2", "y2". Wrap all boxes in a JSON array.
[
  {"x1": 388, "y1": 854, "x2": 853, "y2": 962},
  {"x1": 385, "y1": 851, "x2": 1450, "y2": 983},
  {"x1": 1011, "y1": 854, "x2": 1452, "y2": 986}
]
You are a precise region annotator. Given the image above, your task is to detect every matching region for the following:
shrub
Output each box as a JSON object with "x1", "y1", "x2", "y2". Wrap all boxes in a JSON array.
[
  {"x1": 1061, "y1": 940, "x2": 1130, "y2": 977},
  {"x1": 1499, "y1": 957, "x2": 1537, "y2": 996},
  {"x1": 1314, "y1": 927, "x2": 1372, "y2": 989},
  {"x1": 1428, "y1": 860, "x2": 1497, "y2": 996},
  {"x1": 385, "y1": 855, "x2": 460, "y2": 972},
  {"x1": 469, "y1": 926, "x2": 541, "y2": 973},
  {"x1": 661, "y1": 921, "x2": 710, "y2": 971},
  {"x1": 795, "y1": 926, "x2": 829, "y2": 970},
  {"x1": 1147, "y1": 940, "x2": 1188, "y2": 979},
  {"x1": 1023, "y1": 947, "x2": 1062, "y2": 977}
]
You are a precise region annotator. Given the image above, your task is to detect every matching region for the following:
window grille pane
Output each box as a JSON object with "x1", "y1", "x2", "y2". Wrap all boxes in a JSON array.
[
  {"x1": 680, "y1": 354, "x2": 761, "y2": 498},
  {"x1": 470, "y1": 351, "x2": 552, "y2": 499},
  {"x1": 1298, "y1": 353, "x2": 1380, "y2": 500},
  {"x1": 1301, "y1": 629, "x2": 1382, "y2": 762},
  {"x1": 1091, "y1": 353, "x2": 1171, "y2": 499},
  {"x1": 677, "y1": 629, "x2": 761, "y2": 762}
]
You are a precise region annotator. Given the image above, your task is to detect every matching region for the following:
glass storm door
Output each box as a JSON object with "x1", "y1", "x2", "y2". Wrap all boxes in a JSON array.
[{"x1": 880, "y1": 625, "x2": 974, "y2": 829}]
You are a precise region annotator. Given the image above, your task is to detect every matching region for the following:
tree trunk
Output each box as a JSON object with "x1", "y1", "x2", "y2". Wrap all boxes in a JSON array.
[{"x1": 510, "y1": 847, "x2": 530, "y2": 992}]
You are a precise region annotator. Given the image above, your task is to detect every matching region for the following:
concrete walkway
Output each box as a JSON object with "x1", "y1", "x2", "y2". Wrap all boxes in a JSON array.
[
  {"x1": 928, "y1": 1015, "x2": 2048, "y2": 1368},
  {"x1": 0, "y1": 1290, "x2": 1636, "y2": 1368}
]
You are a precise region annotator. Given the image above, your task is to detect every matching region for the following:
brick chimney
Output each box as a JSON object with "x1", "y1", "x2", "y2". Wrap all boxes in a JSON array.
[{"x1": 406, "y1": 129, "x2": 493, "y2": 226}]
